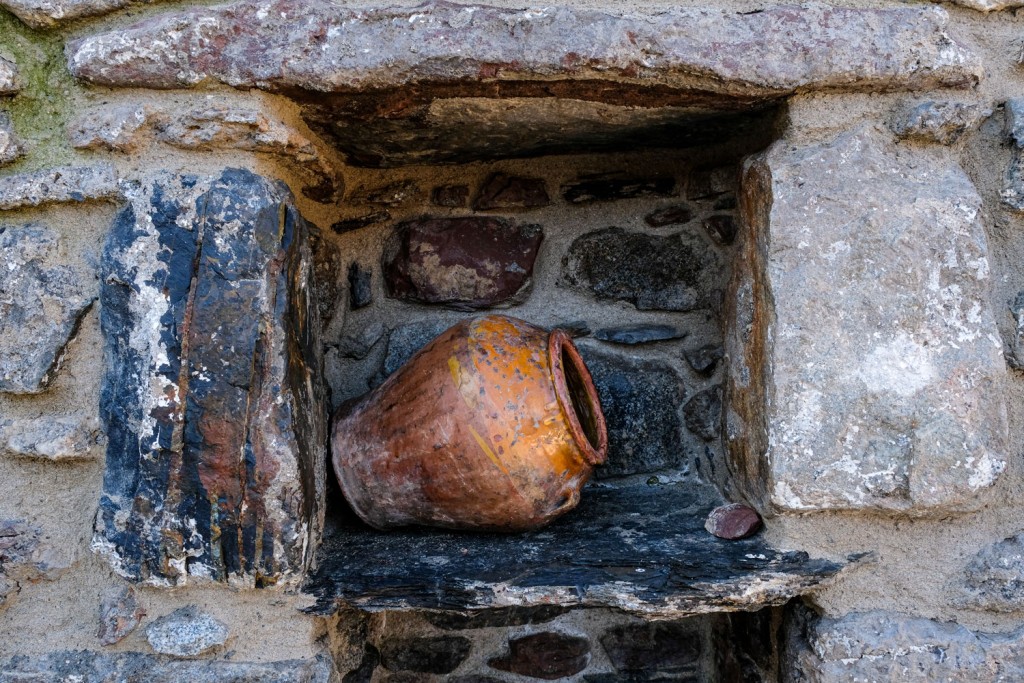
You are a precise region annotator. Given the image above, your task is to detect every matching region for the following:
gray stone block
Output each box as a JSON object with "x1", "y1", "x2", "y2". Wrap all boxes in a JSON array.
[
  {"x1": 0, "y1": 164, "x2": 121, "y2": 212},
  {"x1": 953, "y1": 532, "x2": 1024, "y2": 612},
  {"x1": 0, "y1": 57, "x2": 18, "y2": 96},
  {"x1": 890, "y1": 100, "x2": 989, "y2": 145},
  {"x1": 0, "y1": 225, "x2": 96, "y2": 394},
  {"x1": 727, "y1": 128, "x2": 1008, "y2": 513},
  {"x1": 0, "y1": 112, "x2": 22, "y2": 166}
]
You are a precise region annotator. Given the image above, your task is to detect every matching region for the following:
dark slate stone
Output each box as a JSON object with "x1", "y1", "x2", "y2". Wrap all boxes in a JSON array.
[
  {"x1": 380, "y1": 636, "x2": 472, "y2": 674},
  {"x1": 380, "y1": 319, "x2": 452, "y2": 378},
  {"x1": 593, "y1": 324, "x2": 684, "y2": 345},
  {"x1": 449, "y1": 677, "x2": 504, "y2": 683},
  {"x1": 473, "y1": 173, "x2": 550, "y2": 210},
  {"x1": 351, "y1": 180, "x2": 421, "y2": 205},
  {"x1": 556, "y1": 320, "x2": 591, "y2": 338},
  {"x1": 424, "y1": 606, "x2": 568, "y2": 630},
  {"x1": 577, "y1": 346, "x2": 686, "y2": 478},
  {"x1": 687, "y1": 166, "x2": 735, "y2": 199},
  {"x1": 348, "y1": 263, "x2": 373, "y2": 309},
  {"x1": 384, "y1": 217, "x2": 543, "y2": 309},
  {"x1": 584, "y1": 675, "x2": 701, "y2": 683},
  {"x1": 705, "y1": 503, "x2": 762, "y2": 540},
  {"x1": 703, "y1": 214, "x2": 737, "y2": 246},
  {"x1": 432, "y1": 184, "x2": 470, "y2": 207},
  {"x1": 305, "y1": 481, "x2": 851, "y2": 617},
  {"x1": 563, "y1": 175, "x2": 676, "y2": 204},
  {"x1": 561, "y1": 227, "x2": 722, "y2": 312},
  {"x1": 600, "y1": 622, "x2": 702, "y2": 676},
  {"x1": 336, "y1": 321, "x2": 387, "y2": 361},
  {"x1": 343, "y1": 645, "x2": 380, "y2": 683},
  {"x1": 331, "y1": 210, "x2": 391, "y2": 234},
  {"x1": 683, "y1": 386, "x2": 722, "y2": 442},
  {"x1": 644, "y1": 204, "x2": 694, "y2": 227},
  {"x1": 684, "y1": 344, "x2": 724, "y2": 376},
  {"x1": 488, "y1": 632, "x2": 590, "y2": 680},
  {"x1": 0, "y1": 652, "x2": 333, "y2": 683},
  {"x1": 713, "y1": 194, "x2": 737, "y2": 210},
  {"x1": 96, "y1": 169, "x2": 327, "y2": 587}
]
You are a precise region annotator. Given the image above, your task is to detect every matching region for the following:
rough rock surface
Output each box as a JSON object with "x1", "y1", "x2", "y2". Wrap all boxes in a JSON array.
[
  {"x1": 890, "y1": 100, "x2": 989, "y2": 145},
  {"x1": 703, "y1": 214, "x2": 737, "y2": 246},
  {"x1": 384, "y1": 217, "x2": 543, "y2": 309},
  {"x1": 577, "y1": 346, "x2": 686, "y2": 478},
  {"x1": 66, "y1": 1, "x2": 979, "y2": 97},
  {"x1": 685, "y1": 344, "x2": 724, "y2": 376},
  {"x1": 95, "y1": 169, "x2": 327, "y2": 587},
  {"x1": 0, "y1": 414, "x2": 101, "y2": 460},
  {"x1": 0, "y1": 57, "x2": 18, "y2": 95},
  {"x1": 0, "y1": 164, "x2": 121, "y2": 211},
  {"x1": 97, "y1": 587, "x2": 144, "y2": 646},
  {"x1": 0, "y1": 0, "x2": 140, "y2": 28},
  {"x1": 645, "y1": 204, "x2": 694, "y2": 228},
  {"x1": 561, "y1": 227, "x2": 722, "y2": 312},
  {"x1": 0, "y1": 225, "x2": 97, "y2": 394},
  {"x1": 0, "y1": 652, "x2": 333, "y2": 682},
  {"x1": 146, "y1": 606, "x2": 229, "y2": 656},
  {"x1": 0, "y1": 112, "x2": 23, "y2": 166},
  {"x1": 786, "y1": 610, "x2": 1024, "y2": 682},
  {"x1": 941, "y1": 0, "x2": 1023, "y2": 12},
  {"x1": 155, "y1": 106, "x2": 340, "y2": 202},
  {"x1": 684, "y1": 385, "x2": 722, "y2": 442},
  {"x1": 954, "y1": 533, "x2": 1024, "y2": 612},
  {"x1": 1002, "y1": 99, "x2": 1024, "y2": 211},
  {"x1": 379, "y1": 320, "x2": 451, "y2": 379},
  {"x1": 68, "y1": 104, "x2": 151, "y2": 152},
  {"x1": 473, "y1": 174, "x2": 550, "y2": 210},
  {"x1": 726, "y1": 128, "x2": 1008, "y2": 513},
  {"x1": 0, "y1": 520, "x2": 66, "y2": 609}
]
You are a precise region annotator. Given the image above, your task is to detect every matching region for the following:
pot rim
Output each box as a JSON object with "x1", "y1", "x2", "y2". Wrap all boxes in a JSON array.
[{"x1": 548, "y1": 328, "x2": 608, "y2": 466}]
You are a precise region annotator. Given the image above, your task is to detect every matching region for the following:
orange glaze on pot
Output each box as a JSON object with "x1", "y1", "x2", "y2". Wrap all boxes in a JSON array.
[{"x1": 331, "y1": 315, "x2": 607, "y2": 531}]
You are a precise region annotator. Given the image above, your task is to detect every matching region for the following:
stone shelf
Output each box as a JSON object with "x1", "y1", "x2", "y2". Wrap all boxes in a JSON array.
[{"x1": 304, "y1": 480, "x2": 853, "y2": 617}]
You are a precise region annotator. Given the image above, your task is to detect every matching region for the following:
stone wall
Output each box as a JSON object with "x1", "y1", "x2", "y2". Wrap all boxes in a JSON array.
[{"x1": 4, "y1": 0, "x2": 1024, "y2": 680}]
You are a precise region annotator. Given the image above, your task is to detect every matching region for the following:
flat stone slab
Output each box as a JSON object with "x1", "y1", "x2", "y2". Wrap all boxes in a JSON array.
[
  {"x1": 95, "y1": 169, "x2": 327, "y2": 587},
  {"x1": 65, "y1": 1, "x2": 979, "y2": 165},
  {"x1": 67, "y1": 1, "x2": 978, "y2": 97},
  {"x1": 0, "y1": 164, "x2": 121, "y2": 212},
  {"x1": 0, "y1": 225, "x2": 96, "y2": 394},
  {"x1": 726, "y1": 128, "x2": 1008, "y2": 514},
  {"x1": 0, "y1": 652, "x2": 333, "y2": 682},
  {"x1": 304, "y1": 482, "x2": 851, "y2": 618}
]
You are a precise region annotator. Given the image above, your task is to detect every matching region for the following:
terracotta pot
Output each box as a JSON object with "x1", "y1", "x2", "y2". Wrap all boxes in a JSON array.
[{"x1": 331, "y1": 315, "x2": 608, "y2": 531}]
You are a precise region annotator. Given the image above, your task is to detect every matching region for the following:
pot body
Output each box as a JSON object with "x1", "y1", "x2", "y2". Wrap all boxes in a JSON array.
[{"x1": 331, "y1": 315, "x2": 607, "y2": 531}]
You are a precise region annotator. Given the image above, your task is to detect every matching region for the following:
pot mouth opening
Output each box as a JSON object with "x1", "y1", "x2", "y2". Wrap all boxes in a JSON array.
[{"x1": 549, "y1": 329, "x2": 608, "y2": 466}]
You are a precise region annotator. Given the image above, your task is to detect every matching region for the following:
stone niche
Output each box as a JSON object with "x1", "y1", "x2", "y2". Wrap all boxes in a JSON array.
[{"x1": 72, "y1": 0, "x2": 1005, "y2": 628}]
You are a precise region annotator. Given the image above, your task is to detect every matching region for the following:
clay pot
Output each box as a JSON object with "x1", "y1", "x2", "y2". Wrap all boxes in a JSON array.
[{"x1": 332, "y1": 315, "x2": 608, "y2": 531}]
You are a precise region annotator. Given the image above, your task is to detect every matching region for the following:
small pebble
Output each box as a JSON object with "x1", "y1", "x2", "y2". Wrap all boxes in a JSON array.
[{"x1": 705, "y1": 503, "x2": 762, "y2": 540}]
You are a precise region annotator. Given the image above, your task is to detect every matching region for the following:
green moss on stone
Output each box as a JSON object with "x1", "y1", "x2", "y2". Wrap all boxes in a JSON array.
[{"x1": 0, "y1": 9, "x2": 82, "y2": 171}]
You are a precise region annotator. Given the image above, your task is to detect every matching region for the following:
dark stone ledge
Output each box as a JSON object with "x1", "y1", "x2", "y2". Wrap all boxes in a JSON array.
[{"x1": 303, "y1": 482, "x2": 855, "y2": 617}]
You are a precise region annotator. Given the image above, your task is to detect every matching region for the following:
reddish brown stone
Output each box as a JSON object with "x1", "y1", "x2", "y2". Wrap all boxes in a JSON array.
[
  {"x1": 488, "y1": 632, "x2": 590, "y2": 680},
  {"x1": 645, "y1": 204, "x2": 694, "y2": 227},
  {"x1": 705, "y1": 503, "x2": 762, "y2": 540},
  {"x1": 383, "y1": 217, "x2": 543, "y2": 309},
  {"x1": 473, "y1": 173, "x2": 550, "y2": 210},
  {"x1": 432, "y1": 185, "x2": 469, "y2": 207},
  {"x1": 704, "y1": 214, "x2": 738, "y2": 245},
  {"x1": 97, "y1": 587, "x2": 145, "y2": 645}
]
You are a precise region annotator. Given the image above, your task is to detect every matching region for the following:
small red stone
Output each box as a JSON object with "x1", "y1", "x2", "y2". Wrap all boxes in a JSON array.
[{"x1": 705, "y1": 503, "x2": 762, "y2": 540}]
